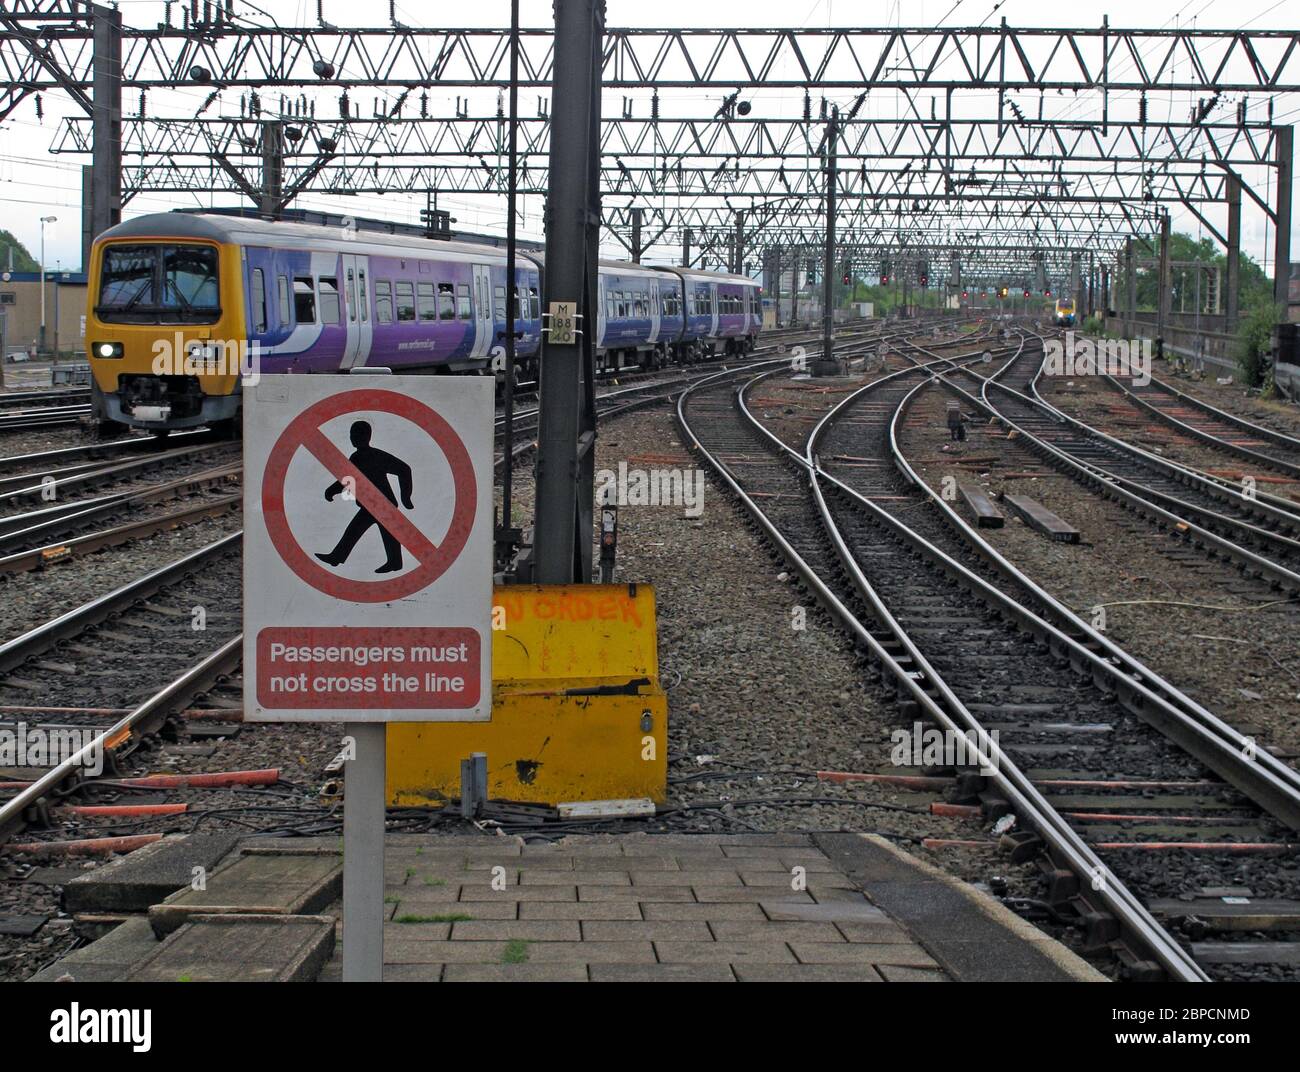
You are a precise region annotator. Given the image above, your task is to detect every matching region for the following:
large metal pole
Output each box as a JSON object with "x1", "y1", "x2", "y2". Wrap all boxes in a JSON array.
[
  {"x1": 630, "y1": 207, "x2": 642, "y2": 263},
  {"x1": 90, "y1": 4, "x2": 122, "y2": 244},
  {"x1": 1274, "y1": 126, "x2": 1293, "y2": 316},
  {"x1": 790, "y1": 248, "x2": 798, "y2": 325},
  {"x1": 499, "y1": 0, "x2": 520, "y2": 572},
  {"x1": 575, "y1": 0, "x2": 602, "y2": 584},
  {"x1": 39, "y1": 223, "x2": 46, "y2": 355},
  {"x1": 733, "y1": 211, "x2": 745, "y2": 275},
  {"x1": 814, "y1": 106, "x2": 838, "y2": 375},
  {"x1": 1226, "y1": 172, "x2": 1242, "y2": 332},
  {"x1": 534, "y1": 0, "x2": 603, "y2": 584},
  {"x1": 682, "y1": 227, "x2": 692, "y2": 268},
  {"x1": 342, "y1": 722, "x2": 385, "y2": 981},
  {"x1": 260, "y1": 120, "x2": 285, "y2": 219},
  {"x1": 1125, "y1": 238, "x2": 1137, "y2": 336},
  {"x1": 1157, "y1": 213, "x2": 1172, "y2": 346}
]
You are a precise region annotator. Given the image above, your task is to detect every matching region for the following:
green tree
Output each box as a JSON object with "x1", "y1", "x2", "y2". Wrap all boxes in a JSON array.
[
  {"x1": 1129, "y1": 229, "x2": 1270, "y2": 315},
  {"x1": 1235, "y1": 301, "x2": 1282, "y2": 387},
  {"x1": 0, "y1": 229, "x2": 38, "y2": 272}
]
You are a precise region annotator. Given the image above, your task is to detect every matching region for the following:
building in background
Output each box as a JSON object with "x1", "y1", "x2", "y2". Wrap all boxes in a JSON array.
[{"x1": 0, "y1": 271, "x2": 88, "y2": 359}]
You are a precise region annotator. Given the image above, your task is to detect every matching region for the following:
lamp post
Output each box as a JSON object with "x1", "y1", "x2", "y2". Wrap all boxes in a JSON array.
[{"x1": 39, "y1": 216, "x2": 57, "y2": 356}]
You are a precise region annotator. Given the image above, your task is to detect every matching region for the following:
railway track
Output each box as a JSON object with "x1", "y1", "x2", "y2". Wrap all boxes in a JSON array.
[
  {"x1": 1100, "y1": 370, "x2": 1300, "y2": 482},
  {"x1": 909, "y1": 336, "x2": 1300, "y2": 592},
  {"x1": 677, "y1": 345, "x2": 1300, "y2": 981}
]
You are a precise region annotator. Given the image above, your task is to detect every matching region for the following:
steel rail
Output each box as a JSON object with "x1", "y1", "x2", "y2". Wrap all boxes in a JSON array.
[
  {"x1": 0, "y1": 634, "x2": 242, "y2": 843},
  {"x1": 677, "y1": 356, "x2": 1208, "y2": 981},
  {"x1": 0, "y1": 530, "x2": 240, "y2": 676}
]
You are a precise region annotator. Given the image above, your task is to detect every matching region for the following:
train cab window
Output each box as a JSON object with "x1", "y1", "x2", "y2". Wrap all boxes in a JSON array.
[
  {"x1": 395, "y1": 281, "x2": 415, "y2": 322},
  {"x1": 456, "y1": 283, "x2": 471, "y2": 320},
  {"x1": 437, "y1": 283, "x2": 455, "y2": 321},
  {"x1": 346, "y1": 268, "x2": 357, "y2": 323},
  {"x1": 358, "y1": 268, "x2": 369, "y2": 322},
  {"x1": 277, "y1": 276, "x2": 291, "y2": 325},
  {"x1": 319, "y1": 277, "x2": 341, "y2": 324},
  {"x1": 250, "y1": 269, "x2": 267, "y2": 333},
  {"x1": 292, "y1": 276, "x2": 316, "y2": 324},
  {"x1": 493, "y1": 285, "x2": 506, "y2": 322},
  {"x1": 374, "y1": 281, "x2": 393, "y2": 324},
  {"x1": 529, "y1": 286, "x2": 540, "y2": 320},
  {"x1": 417, "y1": 282, "x2": 437, "y2": 321}
]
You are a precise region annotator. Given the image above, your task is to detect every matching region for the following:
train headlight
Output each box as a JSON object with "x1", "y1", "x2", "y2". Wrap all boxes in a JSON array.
[{"x1": 94, "y1": 342, "x2": 124, "y2": 359}]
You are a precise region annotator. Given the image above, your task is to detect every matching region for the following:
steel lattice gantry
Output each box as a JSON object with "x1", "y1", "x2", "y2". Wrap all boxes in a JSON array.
[{"x1": 2, "y1": 2, "x2": 1297, "y2": 305}]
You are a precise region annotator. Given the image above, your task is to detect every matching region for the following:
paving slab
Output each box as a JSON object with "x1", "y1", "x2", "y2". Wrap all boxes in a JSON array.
[
  {"x1": 27, "y1": 918, "x2": 158, "y2": 983},
  {"x1": 812, "y1": 833, "x2": 1107, "y2": 982},
  {"x1": 125, "y1": 914, "x2": 334, "y2": 982},
  {"x1": 62, "y1": 834, "x2": 239, "y2": 914},
  {"x1": 148, "y1": 848, "x2": 341, "y2": 937}
]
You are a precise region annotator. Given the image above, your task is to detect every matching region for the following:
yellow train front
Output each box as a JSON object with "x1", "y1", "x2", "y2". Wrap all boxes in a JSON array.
[
  {"x1": 87, "y1": 216, "x2": 245, "y2": 435},
  {"x1": 1053, "y1": 296, "x2": 1077, "y2": 327}
]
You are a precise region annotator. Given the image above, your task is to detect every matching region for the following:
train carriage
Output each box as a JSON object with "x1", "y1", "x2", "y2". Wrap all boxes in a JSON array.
[{"x1": 86, "y1": 212, "x2": 761, "y2": 434}]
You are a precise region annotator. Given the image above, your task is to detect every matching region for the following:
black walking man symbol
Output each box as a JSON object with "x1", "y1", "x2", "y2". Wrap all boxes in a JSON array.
[
  {"x1": 261, "y1": 388, "x2": 477, "y2": 604},
  {"x1": 315, "y1": 420, "x2": 415, "y2": 574}
]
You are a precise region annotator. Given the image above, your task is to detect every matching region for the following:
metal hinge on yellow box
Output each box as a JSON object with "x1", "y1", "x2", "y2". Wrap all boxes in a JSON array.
[{"x1": 387, "y1": 583, "x2": 667, "y2": 807}]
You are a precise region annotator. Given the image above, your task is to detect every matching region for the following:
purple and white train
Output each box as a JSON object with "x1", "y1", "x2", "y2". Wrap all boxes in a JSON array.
[{"x1": 87, "y1": 212, "x2": 763, "y2": 433}]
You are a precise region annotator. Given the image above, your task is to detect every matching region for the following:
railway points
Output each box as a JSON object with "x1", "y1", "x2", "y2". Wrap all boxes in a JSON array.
[{"x1": 2, "y1": 0, "x2": 1300, "y2": 1044}]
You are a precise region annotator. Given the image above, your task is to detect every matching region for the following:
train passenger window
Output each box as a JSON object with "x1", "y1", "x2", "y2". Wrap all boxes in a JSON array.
[
  {"x1": 250, "y1": 269, "x2": 267, "y2": 333},
  {"x1": 358, "y1": 267, "x2": 369, "y2": 322},
  {"x1": 456, "y1": 283, "x2": 471, "y2": 319},
  {"x1": 437, "y1": 283, "x2": 455, "y2": 321},
  {"x1": 529, "y1": 286, "x2": 540, "y2": 319},
  {"x1": 277, "y1": 276, "x2": 290, "y2": 325},
  {"x1": 493, "y1": 286, "x2": 506, "y2": 321},
  {"x1": 634, "y1": 298, "x2": 645, "y2": 317},
  {"x1": 374, "y1": 281, "x2": 393, "y2": 324},
  {"x1": 319, "y1": 277, "x2": 341, "y2": 324},
  {"x1": 292, "y1": 276, "x2": 316, "y2": 324},
  {"x1": 395, "y1": 281, "x2": 415, "y2": 322},
  {"x1": 417, "y1": 282, "x2": 437, "y2": 321},
  {"x1": 516, "y1": 286, "x2": 528, "y2": 321}
]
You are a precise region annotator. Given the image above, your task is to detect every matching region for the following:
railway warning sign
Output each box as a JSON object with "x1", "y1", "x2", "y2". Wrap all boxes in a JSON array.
[{"x1": 243, "y1": 375, "x2": 494, "y2": 722}]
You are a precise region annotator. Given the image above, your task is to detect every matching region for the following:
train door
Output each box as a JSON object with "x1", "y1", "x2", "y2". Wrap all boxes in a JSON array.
[
  {"x1": 709, "y1": 282, "x2": 719, "y2": 338},
  {"x1": 649, "y1": 284, "x2": 661, "y2": 344},
  {"x1": 340, "y1": 253, "x2": 373, "y2": 368},
  {"x1": 596, "y1": 274, "x2": 607, "y2": 347},
  {"x1": 469, "y1": 264, "x2": 494, "y2": 360}
]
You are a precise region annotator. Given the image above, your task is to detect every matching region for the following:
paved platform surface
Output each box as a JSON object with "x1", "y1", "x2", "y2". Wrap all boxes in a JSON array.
[
  {"x1": 317, "y1": 831, "x2": 1102, "y2": 982},
  {"x1": 31, "y1": 830, "x2": 1104, "y2": 983}
]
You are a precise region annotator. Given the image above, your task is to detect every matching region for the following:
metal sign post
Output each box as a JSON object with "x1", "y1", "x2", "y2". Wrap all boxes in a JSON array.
[{"x1": 244, "y1": 373, "x2": 493, "y2": 982}]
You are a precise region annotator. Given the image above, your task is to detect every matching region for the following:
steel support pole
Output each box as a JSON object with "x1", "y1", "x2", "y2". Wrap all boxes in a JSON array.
[
  {"x1": 1274, "y1": 126, "x2": 1293, "y2": 316},
  {"x1": 260, "y1": 120, "x2": 285, "y2": 219},
  {"x1": 1125, "y1": 238, "x2": 1137, "y2": 336},
  {"x1": 533, "y1": 0, "x2": 603, "y2": 585},
  {"x1": 682, "y1": 227, "x2": 692, "y2": 269},
  {"x1": 90, "y1": 4, "x2": 122, "y2": 244},
  {"x1": 814, "y1": 106, "x2": 839, "y2": 376},
  {"x1": 630, "y1": 207, "x2": 642, "y2": 263},
  {"x1": 790, "y1": 248, "x2": 798, "y2": 325},
  {"x1": 733, "y1": 210, "x2": 745, "y2": 275},
  {"x1": 1157, "y1": 213, "x2": 1172, "y2": 345},
  {"x1": 1225, "y1": 172, "x2": 1242, "y2": 332},
  {"x1": 342, "y1": 722, "x2": 385, "y2": 981},
  {"x1": 499, "y1": 0, "x2": 520, "y2": 573}
]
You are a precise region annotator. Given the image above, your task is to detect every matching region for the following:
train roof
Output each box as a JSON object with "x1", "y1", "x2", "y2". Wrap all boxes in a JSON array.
[{"x1": 95, "y1": 213, "x2": 546, "y2": 267}]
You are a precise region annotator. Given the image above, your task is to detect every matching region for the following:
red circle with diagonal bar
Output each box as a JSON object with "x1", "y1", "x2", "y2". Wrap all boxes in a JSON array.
[{"x1": 262, "y1": 388, "x2": 477, "y2": 603}]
